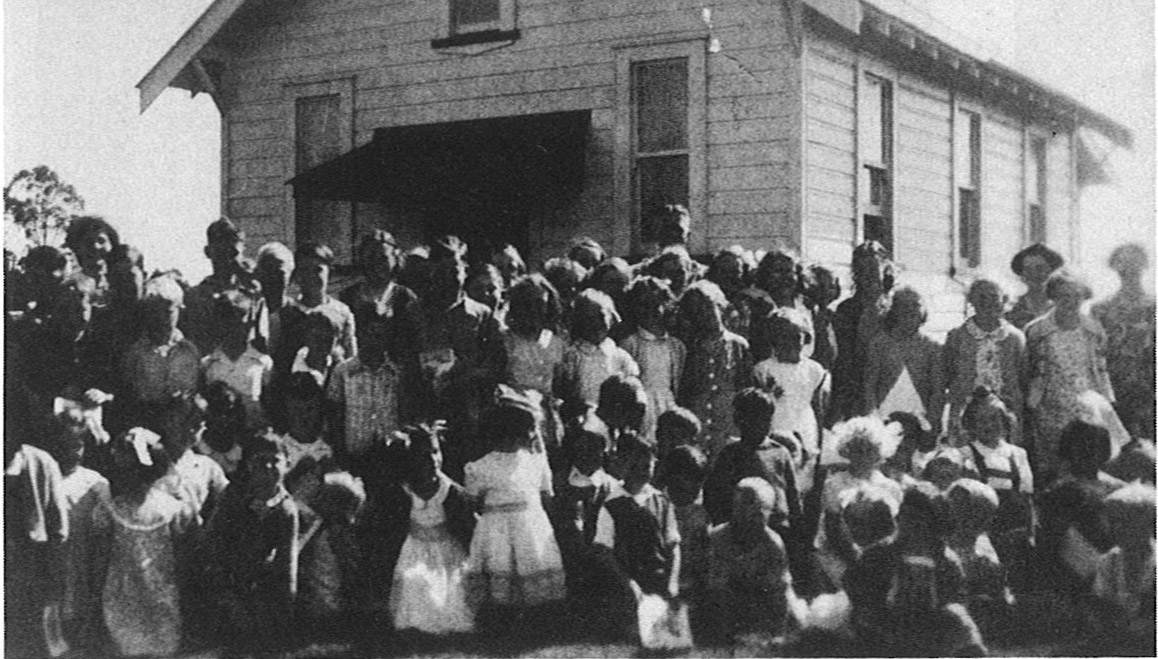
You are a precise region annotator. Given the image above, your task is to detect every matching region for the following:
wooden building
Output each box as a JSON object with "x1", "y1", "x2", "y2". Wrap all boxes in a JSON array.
[{"x1": 140, "y1": 0, "x2": 1131, "y2": 330}]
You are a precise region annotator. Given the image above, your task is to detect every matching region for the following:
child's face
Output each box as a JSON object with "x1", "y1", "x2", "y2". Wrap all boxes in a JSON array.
[
  {"x1": 732, "y1": 487, "x2": 772, "y2": 531},
  {"x1": 619, "y1": 452, "x2": 655, "y2": 488},
  {"x1": 638, "y1": 299, "x2": 667, "y2": 333},
  {"x1": 77, "y1": 230, "x2": 113, "y2": 268},
  {"x1": 845, "y1": 439, "x2": 882, "y2": 471},
  {"x1": 246, "y1": 450, "x2": 287, "y2": 495},
  {"x1": 56, "y1": 425, "x2": 87, "y2": 471},
  {"x1": 294, "y1": 257, "x2": 330, "y2": 298},
  {"x1": 923, "y1": 458, "x2": 964, "y2": 490},
  {"x1": 466, "y1": 273, "x2": 502, "y2": 310},
  {"x1": 257, "y1": 255, "x2": 293, "y2": 302},
  {"x1": 142, "y1": 298, "x2": 180, "y2": 342},
  {"x1": 968, "y1": 283, "x2": 1004, "y2": 320},
  {"x1": 1020, "y1": 254, "x2": 1053, "y2": 286},
  {"x1": 682, "y1": 292, "x2": 720, "y2": 333},
  {"x1": 572, "y1": 435, "x2": 605, "y2": 476},
  {"x1": 428, "y1": 260, "x2": 465, "y2": 307},
  {"x1": 844, "y1": 499, "x2": 896, "y2": 548},
  {"x1": 852, "y1": 253, "x2": 884, "y2": 295},
  {"x1": 763, "y1": 255, "x2": 798, "y2": 296},
  {"x1": 363, "y1": 244, "x2": 395, "y2": 283},
  {"x1": 206, "y1": 240, "x2": 245, "y2": 274},
  {"x1": 948, "y1": 491, "x2": 994, "y2": 538},
  {"x1": 574, "y1": 303, "x2": 611, "y2": 344},
  {"x1": 285, "y1": 396, "x2": 323, "y2": 441},
  {"x1": 711, "y1": 254, "x2": 744, "y2": 295},
  {"x1": 656, "y1": 425, "x2": 693, "y2": 458},
  {"x1": 737, "y1": 412, "x2": 772, "y2": 443},
  {"x1": 1052, "y1": 281, "x2": 1085, "y2": 314},
  {"x1": 667, "y1": 473, "x2": 703, "y2": 507},
  {"x1": 411, "y1": 446, "x2": 442, "y2": 484},
  {"x1": 772, "y1": 327, "x2": 805, "y2": 362},
  {"x1": 161, "y1": 410, "x2": 205, "y2": 460},
  {"x1": 967, "y1": 407, "x2": 1006, "y2": 447}
]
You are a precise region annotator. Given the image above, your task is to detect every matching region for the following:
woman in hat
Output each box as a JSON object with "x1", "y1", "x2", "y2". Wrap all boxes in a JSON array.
[{"x1": 1006, "y1": 243, "x2": 1065, "y2": 331}]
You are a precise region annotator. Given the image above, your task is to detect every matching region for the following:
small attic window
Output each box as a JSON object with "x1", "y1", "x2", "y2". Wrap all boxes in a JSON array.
[{"x1": 433, "y1": 0, "x2": 519, "y2": 48}]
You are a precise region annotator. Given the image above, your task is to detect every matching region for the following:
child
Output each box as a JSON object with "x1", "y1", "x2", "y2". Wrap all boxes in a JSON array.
[
  {"x1": 542, "y1": 256, "x2": 588, "y2": 334},
  {"x1": 297, "y1": 471, "x2": 368, "y2": 640},
  {"x1": 180, "y1": 217, "x2": 266, "y2": 356},
  {"x1": 946, "y1": 478, "x2": 1014, "y2": 642},
  {"x1": 207, "y1": 431, "x2": 300, "y2": 655},
  {"x1": 593, "y1": 434, "x2": 681, "y2": 638},
  {"x1": 958, "y1": 387, "x2": 1035, "y2": 592},
  {"x1": 94, "y1": 428, "x2": 191, "y2": 658},
  {"x1": 596, "y1": 374, "x2": 649, "y2": 455},
  {"x1": 326, "y1": 318, "x2": 401, "y2": 462},
  {"x1": 254, "y1": 241, "x2": 294, "y2": 355},
  {"x1": 706, "y1": 246, "x2": 754, "y2": 338},
  {"x1": 705, "y1": 388, "x2": 801, "y2": 534},
  {"x1": 863, "y1": 287, "x2": 945, "y2": 436},
  {"x1": 801, "y1": 263, "x2": 841, "y2": 371},
  {"x1": 1089, "y1": 482, "x2": 1156, "y2": 655},
  {"x1": 502, "y1": 274, "x2": 567, "y2": 451},
  {"x1": 389, "y1": 423, "x2": 476, "y2": 634},
  {"x1": 464, "y1": 388, "x2": 567, "y2": 621},
  {"x1": 491, "y1": 243, "x2": 528, "y2": 289},
  {"x1": 200, "y1": 289, "x2": 272, "y2": 425},
  {"x1": 881, "y1": 411, "x2": 936, "y2": 480},
  {"x1": 275, "y1": 242, "x2": 357, "y2": 378},
  {"x1": 654, "y1": 406, "x2": 702, "y2": 487},
  {"x1": 276, "y1": 372, "x2": 336, "y2": 503},
  {"x1": 552, "y1": 412, "x2": 617, "y2": 612},
  {"x1": 844, "y1": 483, "x2": 984, "y2": 656},
  {"x1": 120, "y1": 274, "x2": 201, "y2": 410},
  {"x1": 677, "y1": 280, "x2": 752, "y2": 459},
  {"x1": 753, "y1": 308, "x2": 829, "y2": 492},
  {"x1": 152, "y1": 394, "x2": 229, "y2": 527},
  {"x1": 814, "y1": 416, "x2": 903, "y2": 589},
  {"x1": 465, "y1": 263, "x2": 506, "y2": 316},
  {"x1": 944, "y1": 279, "x2": 1027, "y2": 443},
  {"x1": 557, "y1": 288, "x2": 639, "y2": 413},
  {"x1": 619, "y1": 276, "x2": 686, "y2": 441},
  {"x1": 662, "y1": 446, "x2": 711, "y2": 612},
  {"x1": 195, "y1": 381, "x2": 247, "y2": 477},
  {"x1": 704, "y1": 478, "x2": 795, "y2": 643},
  {"x1": 831, "y1": 241, "x2": 894, "y2": 422},
  {"x1": 50, "y1": 409, "x2": 111, "y2": 652}
]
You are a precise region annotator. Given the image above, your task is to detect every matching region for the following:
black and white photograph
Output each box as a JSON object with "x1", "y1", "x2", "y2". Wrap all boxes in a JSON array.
[{"x1": 4, "y1": 0, "x2": 1155, "y2": 656}]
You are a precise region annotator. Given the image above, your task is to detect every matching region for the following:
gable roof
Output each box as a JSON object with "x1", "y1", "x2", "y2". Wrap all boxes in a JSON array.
[
  {"x1": 138, "y1": 0, "x2": 1132, "y2": 149},
  {"x1": 136, "y1": 0, "x2": 250, "y2": 112}
]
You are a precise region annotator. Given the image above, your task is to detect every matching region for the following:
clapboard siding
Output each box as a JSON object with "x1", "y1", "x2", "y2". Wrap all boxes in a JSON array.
[
  {"x1": 980, "y1": 112, "x2": 1024, "y2": 288},
  {"x1": 803, "y1": 39, "x2": 857, "y2": 267},
  {"x1": 1046, "y1": 132, "x2": 1074, "y2": 261},
  {"x1": 214, "y1": 0, "x2": 797, "y2": 259},
  {"x1": 893, "y1": 80, "x2": 952, "y2": 273}
]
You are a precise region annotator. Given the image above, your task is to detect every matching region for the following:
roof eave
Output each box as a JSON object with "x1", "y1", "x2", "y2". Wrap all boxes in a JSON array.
[{"x1": 135, "y1": 0, "x2": 251, "y2": 113}]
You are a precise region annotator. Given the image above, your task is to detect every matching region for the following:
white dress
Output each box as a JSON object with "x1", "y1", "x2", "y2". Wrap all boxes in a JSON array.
[
  {"x1": 389, "y1": 476, "x2": 474, "y2": 633},
  {"x1": 753, "y1": 357, "x2": 828, "y2": 457},
  {"x1": 464, "y1": 450, "x2": 566, "y2": 607}
]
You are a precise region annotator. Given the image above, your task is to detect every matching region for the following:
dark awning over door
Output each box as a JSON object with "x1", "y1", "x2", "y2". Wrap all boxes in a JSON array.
[{"x1": 287, "y1": 110, "x2": 590, "y2": 208}]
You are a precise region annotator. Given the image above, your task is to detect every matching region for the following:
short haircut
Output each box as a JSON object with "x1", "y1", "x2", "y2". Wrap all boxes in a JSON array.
[
  {"x1": 626, "y1": 275, "x2": 676, "y2": 312},
  {"x1": 884, "y1": 286, "x2": 927, "y2": 329},
  {"x1": 656, "y1": 407, "x2": 702, "y2": 441},
  {"x1": 1059, "y1": 419, "x2": 1112, "y2": 466},
  {"x1": 947, "y1": 477, "x2": 1000, "y2": 514},
  {"x1": 64, "y1": 216, "x2": 121, "y2": 255},
  {"x1": 242, "y1": 428, "x2": 288, "y2": 465},
  {"x1": 960, "y1": 387, "x2": 1016, "y2": 438},
  {"x1": 573, "y1": 288, "x2": 620, "y2": 328},
  {"x1": 294, "y1": 241, "x2": 335, "y2": 267},
  {"x1": 680, "y1": 279, "x2": 727, "y2": 309},
  {"x1": 663, "y1": 445, "x2": 708, "y2": 482},
  {"x1": 256, "y1": 242, "x2": 294, "y2": 269},
  {"x1": 206, "y1": 216, "x2": 245, "y2": 245},
  {"x1": 543, "y1": 257, "x2": 588, "y2": 293},
  {"x1": 754, "y1": 247, "x2": 803, "y2": 292},
  {"x1": 733, "y1": 387, "x2": 776, "y2": 426},
  {"x1": 616, "y1": 431, "x2": 655, "y2": 463},
  {"x1": 735, "y1": 476, "x2": 778, "y2": 510},
  {"x1": 1045, "y1": 269, "x2": 1093, "y2": 301},
  {"x1": 851, "y1": 240, "x2": 895, "y2": 292},
  {"x1": 1108, "y1": 243, "x2": 1148, "y2": 274},
  {"x1": 355, "y1": 229, "x2": 398, "y2": 270},
  {"x1": 141, "y1": 273, "x2": 185, "y2": 306},
  {"x1": 965, "y1": 277, "x2": 1005, "y2": 303},
  {"x1": 568, "y1": 237, "x2": 606, "y2": 269},
  {"x1": 22, "y1": 246, "x2": 68, "y2": 274},
  {"x1": 506, "y1": 273, "x2": 563, "y2": 334},
  {"x1": 214, "y1": 287, "x2": 258, "y2": 321},
  {"x1": 802, "y1": 263, "x2": 841, "y2": 305}
]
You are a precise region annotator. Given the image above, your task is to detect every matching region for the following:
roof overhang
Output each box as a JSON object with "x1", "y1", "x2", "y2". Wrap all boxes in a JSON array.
[
  {"x1": 804, "y1": 0, "x2": 1134, "y2": 149},
  {"x1": 287, "y1": 110, "x2": 591, "y2": 208},
  {"x1": 136, "y1": 0, "x2": 251, "y2": 113}
]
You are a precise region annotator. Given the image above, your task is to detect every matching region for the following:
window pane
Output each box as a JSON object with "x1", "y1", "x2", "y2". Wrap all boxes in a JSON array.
[
  {"x1": 959, "y1": 188, "x2": 981, "y2": 267},
  {"x1": 295, "y1": 94, "x2": 343, "y2": 174},
  {"x1": 1029, "y1": 204, "x2": 1046, "y2": 243},
  {"x1": 859, "y1": 74, "x2": 888, "y2": 164},
  {"x1": 863, "y1": 214, "x2": 892, "y2": 255},
  {"x1": 637, "y1": 155, "x2": 688, "y2": 242},
  {"x1": 1028, "y1": 138, "x2": 1046, "y2": 205},
  {"x1": 633, "y1": 58, "x2": 688, "y2": 153},
  {"x1": 956, "y1": 110, "x2": 980, "y2": 188},
  {"x1": 453, "y1": 0, "x2": 501, "y2": 27}
]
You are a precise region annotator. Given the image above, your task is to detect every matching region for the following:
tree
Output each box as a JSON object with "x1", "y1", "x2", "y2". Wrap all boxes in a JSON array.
[{"x1": 4, "y1": 165, "x2": 85, "y2": 250}]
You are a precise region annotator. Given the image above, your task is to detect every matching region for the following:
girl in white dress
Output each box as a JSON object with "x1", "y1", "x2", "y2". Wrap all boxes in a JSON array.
[
  {"x1": 389, "y1": 424, "x2": 476, "y2": 634},
  {"x1": 464, "y1": 388, "x2": 567, "y2": 616}
]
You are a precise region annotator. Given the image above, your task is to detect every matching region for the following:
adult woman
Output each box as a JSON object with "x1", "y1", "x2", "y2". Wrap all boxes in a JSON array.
[
  {"x1": 1026, "y1": 270, "x2": 1115, "y2": 482},
  {"x1": 1006, "y1": 243, "x2": 1064, "y2": 331},
  {"x1": 831, "y1": 241, "x2": 894, "y2": 422},
  {"x1": 1091, "y1": 243, "x2": 1155, "y2": 437}
]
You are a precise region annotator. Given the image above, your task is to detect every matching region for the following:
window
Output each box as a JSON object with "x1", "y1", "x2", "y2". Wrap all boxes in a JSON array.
[
  {"x1": 286, "y1": 79, "x2": 354, "y2": 262},
  {"x1": 859, "y1": 73, "x2": 893, "y2": 253},
  {"x1": 956, "y1": 109, "x2": 982, "y2": 267},
  {"x1": 633, "y1": 58, "x2": 689, "y2": 244},
  {"x1": 434, "y1": 0, "x2": 517, "y2": 46},
  {"x1": 616, "y1": 42, "x2": 705, "y2": 254},
  {"x1": 1028, "y1": 136, "x2": 1047, "y2": 243}
]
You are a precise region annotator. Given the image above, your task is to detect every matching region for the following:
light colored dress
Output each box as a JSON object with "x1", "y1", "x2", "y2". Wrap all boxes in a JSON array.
[
  {"x1": 620, "y1": 329, "x2": 686, "y2": 442},
  {"x1": 504, "y1": 329, "x2": 566, "y2": 395},
  {"x1": 464, "y1": 450, "x2": 566, "y2": 607},
  {"x1": 753, "y1": 357, "x2": 829, "y2": 458},
  {"x1": 95, "y1": 489, "x2": 192, "y2": 657},
  {"x1": 61, "y1": 467, "x2": 110, "y2": 647},
  {"x1": 390, "y1": 475, "x2": 475, "y2": 633}
]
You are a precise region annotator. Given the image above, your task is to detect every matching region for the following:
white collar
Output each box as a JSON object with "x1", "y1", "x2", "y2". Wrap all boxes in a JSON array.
[{"x1": 568, "y1": 466, "x2": 613, "y2": 489}]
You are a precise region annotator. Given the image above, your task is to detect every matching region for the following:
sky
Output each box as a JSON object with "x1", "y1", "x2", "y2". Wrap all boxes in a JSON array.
[{"x1": 4, "y1": 0, "x2": 1155, "y2": 295}]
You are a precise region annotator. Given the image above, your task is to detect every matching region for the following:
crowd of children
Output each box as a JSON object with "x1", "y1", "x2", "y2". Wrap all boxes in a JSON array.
[{"x1": 4, "y1": 208, "x2": 1155, "y2": 657}]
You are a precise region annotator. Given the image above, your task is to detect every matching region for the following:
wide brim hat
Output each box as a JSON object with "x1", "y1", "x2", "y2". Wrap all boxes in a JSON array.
[{"x1": 1010, "y1": 243, "x2": 1064, "y2": 277}]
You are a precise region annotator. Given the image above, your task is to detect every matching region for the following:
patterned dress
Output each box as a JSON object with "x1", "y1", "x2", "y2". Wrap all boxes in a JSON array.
[
  {"x1": 620, "y1": 329, "x2": 686, "y2": 442},
  {"x1": 1092, "y1": 289, "x2": 1156, "y2": 435},
  {"x1": 95, "y1": 489, "x2": 192, "y2": 657},
  {"x1": 679, "y1": 331, "x2": 752, "y2": 459}
]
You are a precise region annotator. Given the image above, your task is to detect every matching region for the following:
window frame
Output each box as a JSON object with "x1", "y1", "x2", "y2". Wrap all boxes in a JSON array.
[
  {"x1": 614, "y1": 40, "x2": 707, "y2": 256},
  {"x1": 434, "y1": 0, "x2": 518, "y2": 48},
  {"x1": 953, "y1": 102, "x2": 983, "y2": 270},
  {"x1": 1026, "y1": 131, "x2": 1048, "y2": 244},
  {"x1": 283, "y1": 78, "x2": 355, "y2": 261},
  {"x1": 856, "y1": 67, "x2": 895, "y2": 256}
]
